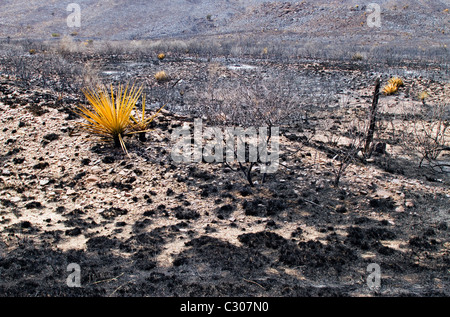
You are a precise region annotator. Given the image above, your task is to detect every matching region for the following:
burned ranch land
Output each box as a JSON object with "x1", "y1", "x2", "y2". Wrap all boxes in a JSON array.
[{"x1": 0, "y1": 0, "x2": 449, "y2": 296}]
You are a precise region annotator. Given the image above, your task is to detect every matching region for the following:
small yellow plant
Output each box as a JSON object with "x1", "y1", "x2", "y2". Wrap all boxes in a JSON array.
[
  {"x1": 76, "y1": 83, "x2": 144, "y2": 155},
  {"x1": 388, "y1": 77, "x2": 404, "y2": 87},
  {"x1": 383, "y1": 77, "x2": 404, "y2": 95},
  {"x1": 352, "y1": 53, "x2": 364, "y2": 61},
  {"x1": 444, "y1": 8, "x2": 449, "y2": 13},
  {"x1": 29, "y1": 49, "x2": 36, "y2": 55},
  {"x1": 383, "y1": 83, "x2": 398, "y2": 95},
  {"x1": 130, "y1": 94, "x2": 166, "y2": 141},
  {"x1": 418, "y1": 91, "x2": 429, "y2": 101},
  {"x1": 155, "y1": 70, "x2": 169, "y2": 82},
  {"x1": 158, "y1": 53, "x2": 166, "y2": 60}
]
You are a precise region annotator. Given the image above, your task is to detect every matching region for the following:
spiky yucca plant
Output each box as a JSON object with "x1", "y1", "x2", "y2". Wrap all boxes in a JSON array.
[
  {"x1": 76, "y1": 84, "x2": 143, "y2": 155},
  {"x1": 388, "y1": 77, "x2": 404, "y2": 87},
  {"x1": 383, "y1": 82, "x2": 398, "y2": 95}
]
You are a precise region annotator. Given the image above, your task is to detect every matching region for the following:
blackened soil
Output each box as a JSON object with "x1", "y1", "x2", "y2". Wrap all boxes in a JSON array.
[{"x1": 0, "y1": 54, "x2": 449, "y2": 298}]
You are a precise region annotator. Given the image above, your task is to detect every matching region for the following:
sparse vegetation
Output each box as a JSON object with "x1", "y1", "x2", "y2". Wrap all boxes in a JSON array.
[
  {"x1": 383, "y1": 82, "x2": 398, "y2": 95},
  {"x1": 418, "y1": 91, "x2": 429, "y2": 101},
  {"x1": 399, "y1": 102, "x2": 450, "y2": 171},
  {"x1": 388, "y1": 77, "x2": 404, "y2": 87},
  {"x1": 130, "y1": 94, "x2": 166, "y2": 142},
  {"x1": 383, "y1": 77, "x2": 404, "y2": 96},
  {"x1": 76, "y1": 83, "x2": 145, "y2": 154},
  {"x1": 154, "y1": 70, "x2": 169, "y2": 82},
  {"x1": 352, "y1": 52, "x2": 364, "y2": 61},
  {"x1": 0, "y1": 0, "x2": 449, "y2": 299}
]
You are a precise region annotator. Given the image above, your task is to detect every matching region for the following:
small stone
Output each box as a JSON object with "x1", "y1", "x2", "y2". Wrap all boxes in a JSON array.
[
  {"x1": 65, "y1": 227, "x2": 82, "y2": 236},
  {"x1": 102, "y1": 156, "x2": 115, "y2": 164},
  {"x1": 25, "y1": 201, "x2": 42, "y2": 209},
  {"x1": 67, "y1": 189, "x2": 77, "y2": 195},
  {"x1": 395, "y1": 206, "x2": 405, "y2": 212},
  {"x1": 40, "y1": 179, "x2": 50, "y2": 186},
  {"x1": 21, "y1": 221, "x2": 32, "y2": 228},
  {"x1": 405, "y1": 200, "x2": 414, "y2": 208},
  {"x1": 335, "y1": 205, "x2": 347, "y2": 213},
  {"x1": 43, "y1": 133, "x2": 59, "y2": 142},
  {"x1": 85, "y1": 175, "x2": 100, "y2": 183},
  {"x1": 10, "y1": 197, "x2": 21, "y2": 203}
]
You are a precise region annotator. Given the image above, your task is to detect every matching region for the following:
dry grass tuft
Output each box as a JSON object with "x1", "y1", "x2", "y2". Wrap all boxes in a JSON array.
[{"x1": 155, "y1": 70, "x2": 169, "y2": 82}]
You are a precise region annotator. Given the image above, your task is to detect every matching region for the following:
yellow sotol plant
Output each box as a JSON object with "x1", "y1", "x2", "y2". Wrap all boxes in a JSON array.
[
  {"x1": 383, "y1": 77, "x2": 404, "y2": 95},
  {"x1": 388, "y1": 77, "x2": 404, "y2": 87},
  {"x1": 76, "y1": 83, "x2": 147, "y2": 155},
  {"x1": 382, "y1": 82, "x2": 398, "y2": 95}
]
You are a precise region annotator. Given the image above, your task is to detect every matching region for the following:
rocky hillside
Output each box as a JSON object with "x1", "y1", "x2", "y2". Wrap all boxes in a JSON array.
[{"x1": 1, "y1": 0, "x2": 448, "y2": 43}]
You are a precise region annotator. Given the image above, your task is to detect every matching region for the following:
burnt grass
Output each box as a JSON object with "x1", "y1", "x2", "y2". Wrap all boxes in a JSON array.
[{"x1": 0, "y1": 46, "x2": 449, "y2": 297}]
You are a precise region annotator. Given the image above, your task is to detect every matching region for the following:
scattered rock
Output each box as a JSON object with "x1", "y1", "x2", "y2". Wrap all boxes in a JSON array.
[
  {"x1": 65, "y1": 227, "x2": 82, "y2": 236},
  {"x1": 85, "y1": 175, "x2": 100, "y2": 183},
  {"x1": 33, "y1": 162, "x2": 49, "y2": 170},
  {"x1": 25, "y1": 201, "x2": 43, "y2": 209},
  {"x1": 335, "y1": 204, "x2": 347, "y2": 213},
  {"x1": 100, "y1": 207, "x2": 129, "y2": 219},
  {"x1": 102, "y1": 156, "x2": 115, "y2": 164},
  {"x1": 39, "y1": 179, "x2": 50, "y2": 186},
  {"x1": 43, "y1": 133, "x2": 59, "y2": 142}
]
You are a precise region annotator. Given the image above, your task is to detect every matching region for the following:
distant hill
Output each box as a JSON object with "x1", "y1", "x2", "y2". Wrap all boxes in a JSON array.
[
  {"x1": 0, "y1": 0, "x2": 448, "y2": 63},
  {"x1": 0, "y1": 0, "x2": 448, "y2": 40}
]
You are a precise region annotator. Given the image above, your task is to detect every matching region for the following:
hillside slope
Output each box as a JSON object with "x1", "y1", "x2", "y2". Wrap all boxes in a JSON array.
[{"x1": 0, "y1": 0, "x2": 448, "y2": 43}]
